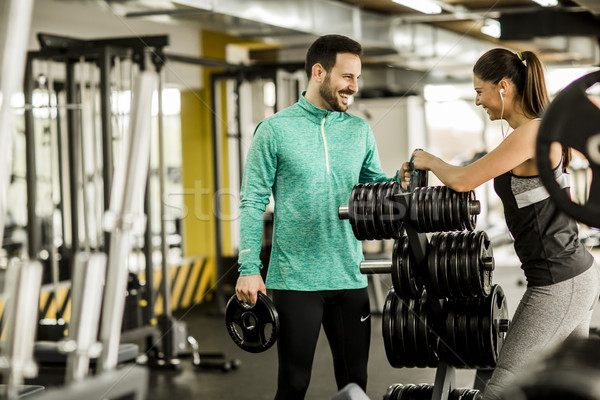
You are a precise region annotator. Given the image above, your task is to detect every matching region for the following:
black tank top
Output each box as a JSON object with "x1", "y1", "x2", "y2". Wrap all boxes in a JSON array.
[{"x1": 493, "y1": 165, "x2": 593, "y2": 286}]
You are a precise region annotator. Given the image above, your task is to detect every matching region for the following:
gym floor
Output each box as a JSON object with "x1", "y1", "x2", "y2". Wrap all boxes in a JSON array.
[{"x1": 142, "y1": 244, "x2": 600, "y2": 400}]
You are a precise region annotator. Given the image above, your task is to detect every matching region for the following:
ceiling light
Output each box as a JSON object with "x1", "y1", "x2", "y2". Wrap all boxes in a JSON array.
[
  {"x1": 392, "y1": 0, "x2": 442, "y2": 14},
  {"x1": 481, "y1": 19, "x2": 501, "y2": 38},
  {"x1": 531, "y1": 0, "x2": 558, "y2": 6}
]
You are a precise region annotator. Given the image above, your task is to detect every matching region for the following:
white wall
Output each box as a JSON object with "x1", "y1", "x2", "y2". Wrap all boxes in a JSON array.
[
  {"x1": 29, "y1": 0, "x2": 204, "y2": 89},
  {"x1": 351, "y1": 96, "x2": 426, "y2": 176}
]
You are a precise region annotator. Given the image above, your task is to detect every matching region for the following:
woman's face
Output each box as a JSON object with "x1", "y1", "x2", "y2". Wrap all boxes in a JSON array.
[{"x1": 473, "y1": 75, "x2": 503, "y2": 121}]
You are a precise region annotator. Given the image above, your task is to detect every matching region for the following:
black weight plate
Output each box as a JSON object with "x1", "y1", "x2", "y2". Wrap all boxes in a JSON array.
[
  {"x1": 395, "y1": 295, "x2": 409, "y2": 367},
  {"x1": 408, "y1": 299, "x2": 420, "y2": 367},
  {"x1": 430, "y1": 186, "x2": 441, "y2": 231},
  {"x1": 401, "y1": 298, "x2": 415, "y2": 367},
  {"x1": 444, "y1": 300, "x2": 458, "y2": 365},
  {"x1": 382, "y1": 288, "x2": 397, "y2": 367},
  {"x1": 372, "y1": 183, "x2": 384, "y2": 240},
  {"x1": 225, "y1": 292, "x2": 279, "y2": 353},
  {"x1": 420, "y1": 292, "x2": 438, "y2": 367},
  {"x1": 447, "y1": 233, "x2": 458, "y2": 297},
  {"x1": 481, "y1": 232, "x2": 494, "y2": 297},
  {"x1": 417, "y1": 187, "x2": 427, "y2": 232},
  {"x1": 466, "y1": 190, "x2": 478, "y2": 231},
  {"x1": 382, "y1": 182, "x2": 394, "y2": 239},
  {"x1": 481, "y1": 303, "x2": 494, "y2": 367},
  {"x1": 349, "y1": 185, "x2": 362, "y2": 240},
  {"x1": 446, "y1": 233, "x2": 459, "y2": 297},
  {"x1": 483, "y1": 285, "x2": 500, "y2": 366},
  {"x1": 445, "y1": 188, "x2": 455, "y2": 230},
  {"x1": 353, "y1": 184, "x2": 366, "y2": 241},
  {"x1": 439, "y1": 186, "x2": 448, "y2": 231},
  {"x1": 358, "y1": 184, "x2": 371, "y2": 240},
  {"x1": 446, "y1": 187, "x2": 457, "y2": 231},
  {"x1": 391, "y1": 182, "x2": 405, "y2": 239},
  {"x1": 424, "y1": 297, "x2": 440, "y2": 366},
  {"x1": 409, "y1": 188, "x2": 419, "y2": 228},
  {"x1": 419, "y1": 187, "x2": 428, "y2": 232},
  {"x1": 437, "y1": 187, "x2": 446, "y2": 232},
  {"x1": 381, "y1": 182, "x2": 394, "y2": 239},
  {"x1": 458, "y1": 232, "x2": 472, "y2": 297},
  {"x1": 414, "y1": 294, "x2": 427, "y2": 367},
  {"x1": 449, "y1": 232, "x2": 463, "y2": 297},
  {"x1": 536, "y1": 70, "x2": 600, "y2": 228},
  {"x1": 423, "y1": 187, "x2": 432, "y2": 232},
  {"x1": 460, "y1": 191, "x2": 471, "y2": 230},
  {"x1": 474, "y1": 296, "x2": 490, "y2": 368},
  {"x1": 465, "y1": 299, "x2": 480, "y2": 368},
  {"x1": 427, "y1": 233, "x2": 443, "y2": 299},
  {"x1": 459, "y1": 232, "x2": 472, "y2": 297},
  {"x1": 413, "y1": 187, "x2": 423, "y2": 232},
  {"x1": 470, "y1": 231, "x2": 484, "y2": 297},
  {"x1": 454, "y1": 190, "x2": 463, "y2": 230},
  {"x1": 403, "y1": 238, "x2": 422, "y2": 299},
  {"x1": 459, "y1": 302, "x2": 473, "y2": 368},
  {"x1": 370, "y1": 183, "x2": 383, "y2": 240},
  {"x1": 452, "y1": 189, "x2": 462, "y2": 230},
  {"x1": 492, "y1": 285, "x2": 509, "y2": 365},
  {"x1": 467, "y1": 232, "x2": 486, "y2": 297},
  {"x1": 384, "y1": 383, "x2": 398, "y2": 400},
  {"x1": 392, "y1": 238, "x2": 403, "y2": 296},
  {"x1": 363, "y1": 183, "x2": 375, "y2": 240},
  {"x1": 438, "y1": 234, "x2": 452, "y2": 298}
]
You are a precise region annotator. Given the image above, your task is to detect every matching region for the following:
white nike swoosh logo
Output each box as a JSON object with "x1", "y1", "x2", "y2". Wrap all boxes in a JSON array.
[{"x1": 360, "y1": 315, "x2": 370, "y2": 322}]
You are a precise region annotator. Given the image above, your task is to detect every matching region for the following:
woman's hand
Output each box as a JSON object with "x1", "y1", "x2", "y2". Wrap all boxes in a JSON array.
[{"x1": 411, "y1": 149, "x2": 436, "y2": 171}]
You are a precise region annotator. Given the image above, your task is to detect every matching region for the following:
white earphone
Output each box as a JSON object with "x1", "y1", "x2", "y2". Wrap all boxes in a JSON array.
[{"x1": 499, "y1": 87, "x2": 506, "y2": 138}]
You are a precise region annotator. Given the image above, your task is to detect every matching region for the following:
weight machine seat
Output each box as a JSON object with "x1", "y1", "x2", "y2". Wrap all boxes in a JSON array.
[{"x1": 33, "y1": 341, "x2": 139, "y2": 366}]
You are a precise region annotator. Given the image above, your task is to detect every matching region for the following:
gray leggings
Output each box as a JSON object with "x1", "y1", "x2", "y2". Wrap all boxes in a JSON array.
[{"x1": 483, "y1": 263, "x2": 600, "y2": 400}]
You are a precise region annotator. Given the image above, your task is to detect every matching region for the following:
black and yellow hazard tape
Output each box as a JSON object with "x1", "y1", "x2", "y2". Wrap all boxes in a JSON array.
[{"x1": 0, "y1": 257, "x2": 214, "y2": 330}]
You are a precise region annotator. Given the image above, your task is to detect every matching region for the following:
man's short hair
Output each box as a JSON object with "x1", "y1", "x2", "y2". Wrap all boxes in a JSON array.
[{"x1": 305, "y1": 34, "x2": 362, "y2": 79}]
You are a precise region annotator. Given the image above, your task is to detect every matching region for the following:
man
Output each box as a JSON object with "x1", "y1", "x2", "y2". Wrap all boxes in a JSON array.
[{"x1": 235, "y1": 34, "x2": 403, "y2": 399}]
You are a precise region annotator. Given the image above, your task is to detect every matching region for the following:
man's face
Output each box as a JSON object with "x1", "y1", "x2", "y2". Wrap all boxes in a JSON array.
[{"x1": 318, "y1": 53, "x2": 361, "y2": 112}]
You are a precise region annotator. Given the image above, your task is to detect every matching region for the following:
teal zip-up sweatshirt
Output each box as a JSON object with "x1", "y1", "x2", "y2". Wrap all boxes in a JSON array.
[{"x1": 238, "y1": 93, "x2": 400, "y2": 291}]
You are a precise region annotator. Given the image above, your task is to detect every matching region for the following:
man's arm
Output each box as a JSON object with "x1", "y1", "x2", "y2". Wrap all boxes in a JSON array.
[{"x1": 236, "y1": 121, "x2": 277, "y2": 304}]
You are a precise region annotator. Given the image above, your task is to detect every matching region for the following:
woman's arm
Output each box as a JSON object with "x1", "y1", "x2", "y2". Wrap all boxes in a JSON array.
[{"x1": 412, "y1": 120, "x2": 540, "y2": 192}]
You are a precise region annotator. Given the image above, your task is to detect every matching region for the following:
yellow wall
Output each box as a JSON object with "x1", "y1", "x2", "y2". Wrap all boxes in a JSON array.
[{"x1": 180, "y1": 31, "x2": 254, "y2": 260}]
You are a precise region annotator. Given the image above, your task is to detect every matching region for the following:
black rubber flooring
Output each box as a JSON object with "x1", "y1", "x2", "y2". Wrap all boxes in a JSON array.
[{"x1": 143, "y1": 263, "x2": 538, "y2": 400}]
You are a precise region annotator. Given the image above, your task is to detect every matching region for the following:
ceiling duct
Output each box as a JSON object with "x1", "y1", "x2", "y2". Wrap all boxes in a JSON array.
[{"x1": 110, "y1": 0, "x2": 599, "y2": 82}]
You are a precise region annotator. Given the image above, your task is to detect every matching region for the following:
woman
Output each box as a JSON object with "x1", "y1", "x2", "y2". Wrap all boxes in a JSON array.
[{"x1": 405, "y1": 49, "x2": 599, "y2": 400}]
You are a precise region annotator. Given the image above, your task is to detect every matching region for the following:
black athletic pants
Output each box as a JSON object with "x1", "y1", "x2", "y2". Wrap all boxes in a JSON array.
[{"x1": 272, "y1": 288, "x2": 371, "y2": 400}]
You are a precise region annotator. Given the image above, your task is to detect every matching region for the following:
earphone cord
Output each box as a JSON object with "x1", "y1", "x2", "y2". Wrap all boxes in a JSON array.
[{"x1": 500, "y1": 92, "x2": 506, "y2": 139}]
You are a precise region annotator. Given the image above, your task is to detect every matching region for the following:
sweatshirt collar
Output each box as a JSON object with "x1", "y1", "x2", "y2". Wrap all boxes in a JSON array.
[{"x1": 298, "y1": 91, "x2": 342, "y2": 123}]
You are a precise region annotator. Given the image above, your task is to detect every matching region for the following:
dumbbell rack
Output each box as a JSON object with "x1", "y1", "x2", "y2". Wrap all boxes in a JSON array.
[{"x1": 339, "y1": 182, "x2": 510, "y2": 400}]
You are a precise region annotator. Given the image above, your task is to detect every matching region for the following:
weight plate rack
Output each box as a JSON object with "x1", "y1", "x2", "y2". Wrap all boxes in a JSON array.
[{"x1": 339, "y1": 168, "x2": 510, "y2": 400}]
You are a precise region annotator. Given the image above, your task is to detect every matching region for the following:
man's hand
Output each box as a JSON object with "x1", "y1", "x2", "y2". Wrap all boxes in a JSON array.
[
  {"x1": 400, "y1": 162, "x2": 412, "y2": 190},
  {"x1": 235, "y1": 274, "x2": 266, "y2": 305}
]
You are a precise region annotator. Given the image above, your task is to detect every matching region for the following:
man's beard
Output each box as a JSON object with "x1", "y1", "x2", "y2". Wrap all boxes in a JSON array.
[{"x1": 319, "y1": 74, "x2": 350, "y2": 112}]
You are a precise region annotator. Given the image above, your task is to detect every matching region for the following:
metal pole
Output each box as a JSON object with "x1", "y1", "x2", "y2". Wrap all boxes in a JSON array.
[
  {"x1": 211, "y1": 74, "x2": 225, "y2": 313},
  {"x1": 99, "y1": 46, "x2": 113, "y2": 251},
  {"x1": 66, "y1": 59, "x2": 81, "y2": 261},
  {"x1": 359, "y1": 260, "x2": 392, "y2": 274},
  {"x1": 0, "y1": 0, "x2": 35, "y2": 249},
  {"x1": 24, "y1": 55, "x2": 38, "y2": 260},
  {"x1": 156, "y1": 65, "x2": 175, "y2": 360},
  {"x1": 64, "y1": 252, "x2": 106, "y2": 383},
  {"x1": 1, "y1": 259, "x2": 43, "y2": 400},
  {"x1": 98, "y1": 70, "x2": 157, "y2": 373}
]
